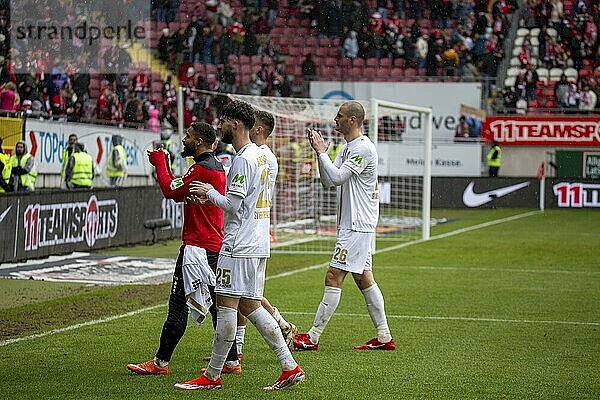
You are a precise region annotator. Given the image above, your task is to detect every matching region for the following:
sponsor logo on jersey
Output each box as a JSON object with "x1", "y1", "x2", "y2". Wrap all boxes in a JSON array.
[
  {"x1": 350, "y1": 154, "x2": 363, "y2": 166},
  {"x1": 170, "y1": 177, "x2": 184, "y2": 190},
  {"x1": 232, "y1": 173, "x2": 245, "y2": 184}
]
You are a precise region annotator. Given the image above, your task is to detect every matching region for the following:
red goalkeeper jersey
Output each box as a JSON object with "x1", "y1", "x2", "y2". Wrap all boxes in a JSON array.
[{"x1": 153, "y1": 151, "x2": 226, "y2": 253}]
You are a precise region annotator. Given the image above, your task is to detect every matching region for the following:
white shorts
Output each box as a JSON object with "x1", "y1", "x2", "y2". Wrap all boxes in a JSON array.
[
  {"x1": 330, "y1": 229, "x2": 374, "y2": 274},
  {"x1": 214, "y1": 255, "x2": 267, "y2": 300}
]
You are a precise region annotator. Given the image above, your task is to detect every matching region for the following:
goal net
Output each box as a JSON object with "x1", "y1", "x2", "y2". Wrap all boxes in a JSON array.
[{"x1": 225, "y1": 94, "x2": 433, "y2": 254}]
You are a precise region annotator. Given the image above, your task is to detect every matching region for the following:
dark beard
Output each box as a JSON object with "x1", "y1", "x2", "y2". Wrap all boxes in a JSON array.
[
  {"x1": 180, "y1": 144, "x2": 194, "y2": 157},
  {"x1": 221, "y1": 130, "x2": 233, "y2": 144}
]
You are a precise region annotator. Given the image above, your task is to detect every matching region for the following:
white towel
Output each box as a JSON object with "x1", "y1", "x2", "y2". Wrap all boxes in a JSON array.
[{"x1": 182, "y1": 245, "x2": 216, "y2": 326}]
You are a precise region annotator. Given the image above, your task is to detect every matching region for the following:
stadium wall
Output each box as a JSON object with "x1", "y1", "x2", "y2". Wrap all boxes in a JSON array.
[{"x1": 0, "y1": 187, "x2": 182, "y2": 263}]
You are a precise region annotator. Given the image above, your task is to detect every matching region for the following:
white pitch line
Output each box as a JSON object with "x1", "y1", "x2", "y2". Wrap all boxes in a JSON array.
[
  {"x1": 284, "y1": 311, "x2": 600, "y2": 327},
  {"x1": 0, "y1": 304, "x2": 167, "y2": 347},
  {"x1": 376, "y1": 265, "x2": 600, "y2": 276},
  {"x1": 0, "y1": 210, "x2": 551, "y2": 347}
]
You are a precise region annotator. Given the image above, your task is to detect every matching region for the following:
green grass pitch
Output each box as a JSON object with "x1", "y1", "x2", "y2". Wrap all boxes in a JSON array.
[{"x1": 1, "y1": 209, "x2": 598, "y2": 399}]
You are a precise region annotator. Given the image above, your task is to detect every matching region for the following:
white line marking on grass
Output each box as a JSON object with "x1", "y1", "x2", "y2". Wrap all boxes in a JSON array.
[
  {"x1": 0, "y1": 304, "x2": 166, "y2": 347},
  {"x1": 0, "y1": 210, "x2": 545, "y2": 346},
  {"x1": 374, "y1": 210, "x2": 542, "y2": 255},
  {"x1": 284, "y1": 311, "x2": 600, "y2": 327},
  {"x1": 377, "y1": 265, "x2": 600, "y2": 275}
]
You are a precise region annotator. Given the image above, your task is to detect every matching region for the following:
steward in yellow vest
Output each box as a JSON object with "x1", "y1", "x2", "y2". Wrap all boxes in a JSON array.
[
  {"x1": 487, "y1": 141, "x2": 502, "y2": 177},
  {"x1": 10, "y1": 140, "x2": 37, "y2": 191},
  {"x1": 0, "y1": 137, "x2": 12, "y2": 193},
  {"x1": 65, "y1": 142, "x2": 93, "y2": 189},
  {"x1": 106, "y1": 134, "x2": 127, "y2": 187}
]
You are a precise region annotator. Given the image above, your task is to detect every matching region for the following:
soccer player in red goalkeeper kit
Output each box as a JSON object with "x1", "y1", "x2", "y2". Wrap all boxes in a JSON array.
[{"x1": 126, "y1": 121, "x2": 240, "y2": 375}]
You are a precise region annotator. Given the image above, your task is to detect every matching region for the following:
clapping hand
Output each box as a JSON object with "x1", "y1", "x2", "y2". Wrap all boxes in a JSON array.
[{"x1": 306, "y1": 128, "x2": 329, "y2": 155}]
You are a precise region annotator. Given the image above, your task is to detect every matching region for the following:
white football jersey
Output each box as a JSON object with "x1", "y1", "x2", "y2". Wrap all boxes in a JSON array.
[
  {"x1": 220, "y1": 143, "x2": 271, "y2": 258},
  {"x1": 260, "y1": 144, "x2": 278, "y2": 201},
  {"x1": 333, "y1": 135, "x2": 379, "y2": 232}
]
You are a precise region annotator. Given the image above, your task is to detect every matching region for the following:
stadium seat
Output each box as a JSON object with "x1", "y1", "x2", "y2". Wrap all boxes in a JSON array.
[
  {"x1": 327, "y1": 46, "x2": 340, "y2": 57},
  {"x1": 507, "y1": 67, "x2": 520, "y2": 77},
  {"x1": 530, "y1": 27, "x2": 540, "y2": 37},
  {"x1": 315, "y1": 47, "x2": 328, "y2": 58},
  {"x1": 549, "y1": 68, "x2": 564, "y2": 81},
  {"x1": 318, "y1": 37, "x2": 331, "y2": 47},
  {"x1": 405, "y1": 68, "x2": 417, "y2": 76},
  {"x1": 393, "y1": 58, "x2": 405, "y2": 68},
  {"x1": 564, "y1": 67, "x2": 578, "y2": 80},
  {"x1": 380, "y1": 58, "x2": 391, "y2": 69},
  {"x1": 504, "y1": 76, "x2": 516, "y2": 87},
  {"x1": 325, "y1": 57, "x2": 337, "y2": 67},
  {"x1": 512, "y1": 47, "x2": 521, "y2": 57},
  {"x1": 305, "y1": 37, "x2": 317, "y2": 48},
  {"x1": 546, "y1": 27, "x2": 557, "y2": 38},
  {"x1": 510, "y1": 57, "x2": 521, "y2": 66},
  {"x1": 353, "y1": 58, "x2": 365, "y2": 67},
  {"x1": 366, "y1": 58, "x2": 378, "y2": 67},
  {"x1": 536, "y1": 67, "x2": 549, "y2": 81},
  {"x1": 516, "y1": 28, "x2": 530, "y2": 36},
  {"x1": 390, "y1": 67, "x2": 404, "y2": 77},
  {"x1": 363, "y1": 67, "x2": 377, "y2": 77},
  {"x1": 514, "y1": 36, "x2": 524, "y2": 46}
]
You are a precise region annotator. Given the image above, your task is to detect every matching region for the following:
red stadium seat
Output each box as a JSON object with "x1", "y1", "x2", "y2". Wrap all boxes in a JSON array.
[
  {"x1": 353, "y1": 58, "x2": 365, "y2": 67},
  {"x1": 391, "y1": 67, "x2": 404, "y2": 77},
  {"x1": 379, "y1": 58, "x2": 391, "y2": 68},
  {"x1": 315, "y1": 47, "x2": 328, "y2": 58},
  {"x1": 325, "y1": 57, "x2": 337, "y2": 67},
  {"x1": 366, "y1": 58, "x2": 379, "y2": 67},
  {"x1": 405, "y1": 68, "x2": 417, "y2": 76},
  {"x1": 363, "y1": 67, "x2": 377, "y2": 77}
]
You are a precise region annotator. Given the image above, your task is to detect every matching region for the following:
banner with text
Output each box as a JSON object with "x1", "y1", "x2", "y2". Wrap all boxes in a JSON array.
[
  {"x1": 0, "y1": 187, "x2": 182, "y2": 263},
  {"x1": 310, "y1": 82, "x2": 482, "y2": 140},
  {"x1": 482, "y1": 116, "x2": 600, "y2": 146},
  {"x1": 378, "y1": 143, "x2": 481, "y2": 176},
  {"x1": 25, "y1": 120, "x2": 159, "y2": 175}
]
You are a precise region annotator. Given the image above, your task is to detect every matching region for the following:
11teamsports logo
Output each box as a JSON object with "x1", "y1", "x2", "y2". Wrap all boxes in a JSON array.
[
  {"x1": 23, "y1": 195, "x2": 119, "y2": 251},
  {"x1": 553, "y1": 182, "x2": 600, "y2": 208}
]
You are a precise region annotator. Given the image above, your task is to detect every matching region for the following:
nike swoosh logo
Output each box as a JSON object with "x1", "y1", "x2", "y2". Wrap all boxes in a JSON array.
[
  {"x1": 463, "y1": 181, "x2": 530, "y2": 207},
  {"x1": 0, "y1": 206, "x2": 11, "y2": 224}
]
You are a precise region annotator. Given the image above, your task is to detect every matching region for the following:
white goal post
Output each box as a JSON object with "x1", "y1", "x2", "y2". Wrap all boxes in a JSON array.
[{"x1": 219, "y1": 93, "x2": 433, "y2": 254}]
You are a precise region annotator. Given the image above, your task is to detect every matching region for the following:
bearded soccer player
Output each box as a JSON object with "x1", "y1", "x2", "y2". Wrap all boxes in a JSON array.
[
  {"x1": 127, "y1": 121, "x2": 239, "y2": 375},
  {"x1": 175, "y1": 100, "x2": 304, "y2": 391},
  {"x1": 293, "y1": 101, "x2": 395, "y2": 351},
  {"x1": 232, "y1": 110, "x2": 297, "y2": 358}
]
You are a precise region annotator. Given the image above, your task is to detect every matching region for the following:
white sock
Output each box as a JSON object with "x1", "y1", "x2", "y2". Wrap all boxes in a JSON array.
[
  {"x1": 247, "y1": 306, "x2": 297, "y2": 371},
  {"x1": 204, "y1": 306, "x2": 237, "y2": 380},
  {"x1": 272, "y1": 307, "x2": 291, "y2": 333},
  {"x1": 307, "y1": 286, "x2": 341, "y2": 343},
  {"x1": 362, "y1": 284, "x2": 392, "y2": 343},
  {"x1": 235, "y1": 325, "x2": 246, "y2": 355},
  {"x1": 154, "y1": 357, "x2": 168, "y2": 368}
]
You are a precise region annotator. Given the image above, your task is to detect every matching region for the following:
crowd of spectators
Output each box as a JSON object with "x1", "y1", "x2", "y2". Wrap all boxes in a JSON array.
[
  {"x1": 491, "y1": 0, "x2": 599, "y2": 113},
  {"x1": 0, "y1": 0, "x2": 597, "y2": 131}
]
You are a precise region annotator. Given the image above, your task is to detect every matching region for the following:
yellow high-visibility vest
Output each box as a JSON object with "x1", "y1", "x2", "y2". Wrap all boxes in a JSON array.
[
  {"x1": 10, "y1": 153, "x2": 37, "y2": 190},
  {"x1": 70, "y1": 152, "x2": 93, "y2": 187}
]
